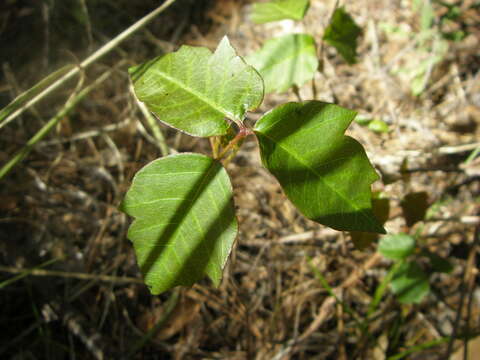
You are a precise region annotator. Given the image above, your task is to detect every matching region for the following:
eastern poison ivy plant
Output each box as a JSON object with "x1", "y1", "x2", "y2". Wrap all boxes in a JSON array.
[
  {"x1": 121, "y1": 37, "x2": 385, "y2": 295},
  {"x1": 378, "y1": 233, "x2": 452, "y2": 304},
  {"x1": 248, "y1": 1, "x2": 362, "y2": 94}
]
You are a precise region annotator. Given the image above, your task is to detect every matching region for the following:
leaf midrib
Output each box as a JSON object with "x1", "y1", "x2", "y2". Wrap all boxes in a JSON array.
[
  {"x1": 167, "y1": 161, "x2": 220, "y2": 262},
  {"x1": 153, "y1": 68, "x2": 235, "y2": 121},
  {"x1": 257, "y1": 130, "x2": 374, "y2": 226}
]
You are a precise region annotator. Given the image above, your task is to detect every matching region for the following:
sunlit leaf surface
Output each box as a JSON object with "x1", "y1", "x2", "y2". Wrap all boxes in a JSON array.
[
  {"x1": 121, "y1": 153, "x2": 237, "y2": 294},
  {"x1": 254, "y1": 101, "x2": 385, "y2": 233},
  {"x1": 130, "y1": 37, "x2": 264, "y2": 137},
  {"x1": 251, "y1": 0, "x2": 310, "y2": 24}
]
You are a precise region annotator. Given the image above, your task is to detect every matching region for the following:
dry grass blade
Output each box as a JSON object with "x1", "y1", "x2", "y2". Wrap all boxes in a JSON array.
[
  {"x1": 299, "y1": 252, "x2": 383, "y2": 343},
  {"x1": 0, "y1": 69, "x2": 109, "y2": 179},
  {"x1": 0, "y1": 266, "x2": 144, "y2": 285},
  {"x1": 0, "y1": 0, "x2": 178, "y2": 129},
  {"x1": 0, "y1": 65, "x2": 74, "y2": 129}
]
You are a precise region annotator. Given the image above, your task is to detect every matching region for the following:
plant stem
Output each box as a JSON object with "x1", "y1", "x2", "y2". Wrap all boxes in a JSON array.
[
  {"x1": 0, "y1": 0, "x2": 178, "y2": 129},
  {"x1": 367, "y1": 260, "x2": 403, "y2": 317},
  {"x1": 209, "y1": 137, "x2": 220, "y2": 158},
  {"x1": 216, "y1": 127, "x2": 252, "y2": 161}
]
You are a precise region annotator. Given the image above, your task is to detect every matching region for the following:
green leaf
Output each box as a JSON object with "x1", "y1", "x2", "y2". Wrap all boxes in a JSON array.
[
  {"x1": 368, "y1": 119, "x2": 390, "y2": 133},
  {"x1": 391, "y1": 261, "x2": 430, "y2": 304},
  {"x1": 130, "y1": 37, "x2": 264, "y2": 137},
  {"x1": 120, "y1": 153, "x2": 238, "y2": 295},
  {"x1": 246, "y1": 34, "x2": 318, "y2": 93},
  {"x1": 378, "y1": 233, "x2": 416, "y2": 261},
  {"x1": 323, "y1": 7, "x2": 362, "y2": 64},
  {"x1": 251, "y1": 0, "x2": 310, "y2": 24},
  {"x1": 354, "y1": 115, "x2": 372, "y2": 126},
  {"x1": 254, "y1": 101, "x2": 385, "y2": 233}
]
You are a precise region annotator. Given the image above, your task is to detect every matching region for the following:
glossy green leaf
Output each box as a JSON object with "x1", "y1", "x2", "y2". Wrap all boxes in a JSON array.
[
  {"x1": 130, "y1": 37, "x2": 264, "y2": 137},
  {"x1": 246, "y1": 34, "x2": 318, "y2": 94},
  {"x1": 323, "y1": 7, "x2": 361, "y2": 64},
  {"x1": 378, "y1": 233, "x2": 416, "y2": 261},
  {"x1": 251, "y1": 0, "x2": 310, "y2": 24},
  {"x1": 391, "y1": 261, "x2": 430, "y2": 304},
  {"x1": 254, "y1": 101, "x2": 385, "y2": 233},
  {"x1": 120, "y1": 153, "x2": 238, "y2": 294}
]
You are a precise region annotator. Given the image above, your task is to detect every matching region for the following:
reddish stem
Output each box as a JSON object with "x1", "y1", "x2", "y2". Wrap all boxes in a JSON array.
[{"x1": 216, "y1": 125, "x2": 253, "y2": 160}]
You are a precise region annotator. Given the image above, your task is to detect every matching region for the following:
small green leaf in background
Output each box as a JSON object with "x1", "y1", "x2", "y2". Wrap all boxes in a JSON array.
[
  {"x1": 391, "y1": 261, "x2": 430, "y2": 304},
  {"x1": 378, "y1": 233, "x2": 416, "y2": 261},
  {"x1": 368, "y1": 119, "x2": 390, "y2": 133},
  {"x1": 246, "y1": 34, "x2": 319, "y2": 94},
  {"x1": 251, "y1": 0, "x2": 310, "y2": 24},
  {"x1": 120, "y1": 153, "x2": 238, "y2": 295},
  {"x1": 354, "y1": 114, "x2": 372, "y2": 126},
  {"x1": 130, "y1": 36, "x2": 264, "y2": 137},
  {"x1": 254, "y1": 101, "x2": 385, "y2": 233},
  {"x1": 354, "y1": 116, "x2": 390, "y2": 133},
  {"x1": 323, "y1": 7, "x2": 362, "y2": 64},
  {"x1": 401, "y1": 191, "x2": 429, "y2": 227},
  {"x1": 351, "y1": 194, "x2": 390, "y2": 249}
]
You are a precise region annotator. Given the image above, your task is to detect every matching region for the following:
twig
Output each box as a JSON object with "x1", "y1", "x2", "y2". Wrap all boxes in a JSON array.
[
  {"x1": 272, "y1": 253, "x2": 383, "y2": 359},
  {"x1": 37, "y1": 118, "x2": 131, "y2": 146},
  {"x1": 0, "y1": 69, "x2": 110, "y2": 179},
  {"x1": 130, "y1": 84, "x2": 169, "y2": 157},
  {"x1": 299, "y1": 252, "x2": 383, "y2": 342},
  {"x1": 444, "y1": 226, "x2": 480, "y2": 358},
  {"x1": 0, "y1": 266, "x2": 144, "y2": 284},
  {"x1": 0, "y1": 258, "x2": 59, "y2": 289},
  {"x1": 439, "y1": 142, "x2": 480, "y2": 154},
  {"x1": 243, "y1": 228, "x2": 339, "y2": 247}
]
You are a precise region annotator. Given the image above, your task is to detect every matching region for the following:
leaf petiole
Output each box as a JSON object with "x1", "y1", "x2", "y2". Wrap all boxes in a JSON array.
[{"x1": 216, "y1": 126, "x2": 253, "y2": 162}]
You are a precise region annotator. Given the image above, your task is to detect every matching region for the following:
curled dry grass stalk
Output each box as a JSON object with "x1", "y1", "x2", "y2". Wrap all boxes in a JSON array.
[{"x1": 0, "y1": 0, "x2": 178, "y2": 179}]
